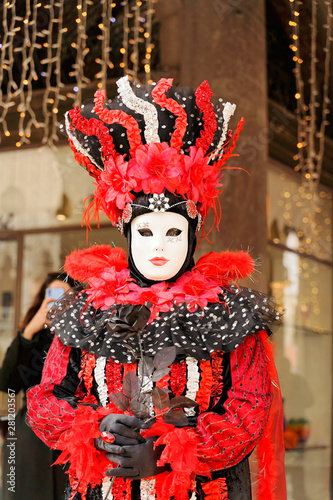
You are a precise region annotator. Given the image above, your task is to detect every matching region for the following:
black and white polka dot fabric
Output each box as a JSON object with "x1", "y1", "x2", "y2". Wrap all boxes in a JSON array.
[{"x1": 49, "y1": 286, "x2": 280, "y2": 364}]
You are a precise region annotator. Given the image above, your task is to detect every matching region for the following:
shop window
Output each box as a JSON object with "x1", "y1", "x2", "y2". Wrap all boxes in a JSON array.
[{"x1": 267, "y1": 162, "x2": 332, "y2": 500}]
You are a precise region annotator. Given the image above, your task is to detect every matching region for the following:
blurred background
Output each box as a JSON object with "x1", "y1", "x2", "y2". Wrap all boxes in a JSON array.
[{"x1": 0, "y1": 1, "x2": 332, "y2": 499}]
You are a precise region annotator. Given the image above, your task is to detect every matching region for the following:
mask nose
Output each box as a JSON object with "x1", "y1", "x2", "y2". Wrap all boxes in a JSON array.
[{"x1": 153, "y1": 234, "x2": 165, "y2": 252}]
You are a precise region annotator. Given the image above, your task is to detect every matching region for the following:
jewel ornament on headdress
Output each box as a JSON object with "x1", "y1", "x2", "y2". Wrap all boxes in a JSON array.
[
  {"x1": 148, "y1": 193, "x2": 170, "y2": 212},
  {"x1": 117, "y1": 194, "x2": 202, "y2": 235}
]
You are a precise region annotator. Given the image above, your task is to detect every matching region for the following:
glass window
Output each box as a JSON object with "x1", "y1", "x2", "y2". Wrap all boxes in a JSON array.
[{"x1": 267, "y1": 162, "x2": 332, "y2": 500}]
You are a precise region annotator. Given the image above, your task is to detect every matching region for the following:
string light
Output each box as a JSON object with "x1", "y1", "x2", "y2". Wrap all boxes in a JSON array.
[
  {"x1": 0, "y1": 0, "x2": 157, "y2": 147},
  {"x1": 284, "y1": 0, "x2": 333, "y2": 259}
]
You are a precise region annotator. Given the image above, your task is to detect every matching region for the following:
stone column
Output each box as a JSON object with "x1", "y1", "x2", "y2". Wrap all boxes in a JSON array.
[{"x1": 156, "y1": 0, "x2": 269, "y2": 290}]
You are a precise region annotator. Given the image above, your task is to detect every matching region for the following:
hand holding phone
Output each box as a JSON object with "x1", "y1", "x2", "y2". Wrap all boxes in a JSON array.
[{"x1": 45, "y1": 287, "x2": 65, "y2": 309}]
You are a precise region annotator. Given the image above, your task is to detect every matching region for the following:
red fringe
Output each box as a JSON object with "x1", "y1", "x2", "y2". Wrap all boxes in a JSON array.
[
  {"x1": 151, "y1": 78, "x2": 187, "y2": 152},
  {"x1": 256, "y1": 331, "x2": 287, "y2": 500},
  {"x1": 195, "y1": 80, "x2": 217, "y2": 154},
  {"x1": 93, "y1": 90, "x2": 143, "y2": 155}
]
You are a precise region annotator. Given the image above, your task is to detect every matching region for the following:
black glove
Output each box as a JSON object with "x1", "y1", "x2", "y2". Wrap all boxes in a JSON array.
[
  {"x1": 95, "y1": 414, "x2": 147, "y2": 455},
  {"x1": 105, "y1": 436, "x2": 166, "y2": 479}
]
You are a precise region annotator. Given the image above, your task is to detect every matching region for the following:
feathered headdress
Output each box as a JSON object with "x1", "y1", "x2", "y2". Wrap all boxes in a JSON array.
[{"x1": 64, "y1": 76, "x2": 244, "y2": 234}]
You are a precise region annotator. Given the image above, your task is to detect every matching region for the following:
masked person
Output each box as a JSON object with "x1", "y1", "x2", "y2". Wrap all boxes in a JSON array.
[{"x1": 27, "y1": 77, "x2": 286, "y2": 500}]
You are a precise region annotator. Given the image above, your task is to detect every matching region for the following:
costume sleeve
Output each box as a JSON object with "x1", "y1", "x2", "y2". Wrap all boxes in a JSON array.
[
  {"x1": 194, "y1": 331, "x2": 273, "y2": 470},
  {"x1": 27, "y1": 334, "x2": 81, "y2": 447}
]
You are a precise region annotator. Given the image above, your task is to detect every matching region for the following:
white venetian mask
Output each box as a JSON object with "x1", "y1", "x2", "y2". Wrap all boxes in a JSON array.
[{"x1": 130, "y1": 211, "x2": 189, "y2": 281}]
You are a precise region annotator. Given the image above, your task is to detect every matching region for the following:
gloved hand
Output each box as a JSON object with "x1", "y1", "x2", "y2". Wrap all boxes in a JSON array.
[
  {"x1": 105, "y1": 436, "x2": 166, "y2": 479},
  {"x1": 95, "y1": 414, "x2": 147, "y2": 455}
]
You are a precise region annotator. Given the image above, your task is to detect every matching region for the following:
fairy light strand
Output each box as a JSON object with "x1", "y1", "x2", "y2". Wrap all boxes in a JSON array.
[
  {"x1": 0, "y1": 0, "x2": 157, "y2": 147},
  {"x1": 144, "y1": 0, "x2": 154, "y2": 83},
  {"x1": 278, "y1": 0, "x2": 333, "y2": 259}
]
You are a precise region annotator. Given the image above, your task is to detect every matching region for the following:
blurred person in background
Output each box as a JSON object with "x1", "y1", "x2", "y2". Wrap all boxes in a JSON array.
[{"x1": 0, "y1": 272, "x2": 75, "y2": 500}]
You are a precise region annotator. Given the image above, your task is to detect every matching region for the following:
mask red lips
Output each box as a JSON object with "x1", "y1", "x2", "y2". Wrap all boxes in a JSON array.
[{"x1": 149, "y1": 257, "x2": 170, "y2": 266}]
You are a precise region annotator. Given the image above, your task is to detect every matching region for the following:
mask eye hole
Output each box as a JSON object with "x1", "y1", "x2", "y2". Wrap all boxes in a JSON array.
[
  {"x1": 166, "y1": 228, "x2": 182, "y2": 237},
  {"x1": 138, "y1": 228, "x2": 153, "y2": 237}
]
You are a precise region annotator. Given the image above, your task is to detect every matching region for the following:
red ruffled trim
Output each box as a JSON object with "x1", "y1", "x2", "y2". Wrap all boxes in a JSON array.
[
  {"x1": 142, "y1": 418, "x2": 211, "y2": 500},
  {"x1": 151, "y1": 78, "x2": 187, "y2": 152},
  {"x1": 68, "y1": 106, "x2": 119, "y2": 169},
  {"x1": 53, "y1": 404, "x2": 117, "y2": 500},
  {"x1": 194, "y1": 80, "x2": 217, "y2": 154},
  {"x1": 79, "y1": 351, "x2": 98, "y2": 404},
  {"x1": 196, "y1": 360, "x2": 213, "y2": 413},
  {"x1": 202, "y1": 477, "x2": 228, "y2": 500},
  {"x1": 93, "y1": 90, "x2": 142, "y2": 156}
]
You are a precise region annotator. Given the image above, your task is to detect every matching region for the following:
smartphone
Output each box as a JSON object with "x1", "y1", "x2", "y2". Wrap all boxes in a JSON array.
[{"x1": 45, "y1": 287, "x2": 65, "y2": 308}]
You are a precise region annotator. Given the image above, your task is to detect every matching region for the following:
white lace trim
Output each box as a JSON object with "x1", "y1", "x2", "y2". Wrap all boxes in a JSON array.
[
  {"x1": 94, "y1": 356, "x2": 108, "y2": 407},
  {"x1": 117, "y1": 75, "x2": 160, "y2": 144},
  {"x1": 140, "y1": 479, "x2": 156, "y2": 500},
  {"x1": 184, "y1": 357, "x2": 199, "y2": 417}
]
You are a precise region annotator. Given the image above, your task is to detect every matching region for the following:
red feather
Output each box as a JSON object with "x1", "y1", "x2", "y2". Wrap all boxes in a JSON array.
[
  {"x1": 195, "y1": 250, "x2": 254, "y2": 285},
  {"x1": 64, "y1": 245, "x2": 128, "y2": 282}
]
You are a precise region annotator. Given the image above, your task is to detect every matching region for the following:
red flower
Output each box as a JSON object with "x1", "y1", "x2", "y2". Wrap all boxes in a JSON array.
[
  {"x1": 127, "y1": 282, "x2": 174, "y2": 322},
  {"x1": 95, "y1": 155, "x2": 136, "y2": 221},
  {"x1": 86, "y1": 268, "x2": 133, "y2": 310},
  {"x1": 128, "y1": 142, "x2": 183, "y2": 194},
  {"x1": 172, "y1": 271, "x2": 221, "y2": 312}
]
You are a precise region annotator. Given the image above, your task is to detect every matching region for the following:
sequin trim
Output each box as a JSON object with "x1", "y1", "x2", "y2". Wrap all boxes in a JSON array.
[
  {"x1": 65, "y1": 112, "x2": 100, "y2": 169},
  {"x1": 140, "y1": 479, "x2": 156, "y2": 500},
  {"x1": 170, "y1": 361, "x2": 187, "y2": 396},
  {"x1": 211, "y1": 102, "x2": 236, "y2": 160},
  {"x1": 94, "y1": 356, "x2": 108, "y2": 407},
  {"x1": 106, "y1": 358, "x2": 123, "y2": 395},
  {"x1": 184, "y1": 357, "x2": 200, "y2": 417},
  {"x1": 117, "y1": 76, "x2": 160, "y2": 144}
]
